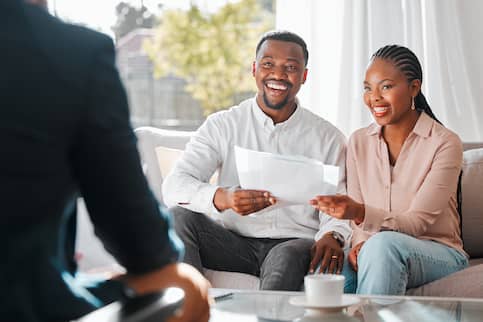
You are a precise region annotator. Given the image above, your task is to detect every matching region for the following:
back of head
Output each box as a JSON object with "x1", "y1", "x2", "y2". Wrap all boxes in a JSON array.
[
  {"x1": 371, "y1": 44, "x2": 441, "y2": 124},
  {"x1": 255, "y1": 30, "x2": 309, "y2": 67}
]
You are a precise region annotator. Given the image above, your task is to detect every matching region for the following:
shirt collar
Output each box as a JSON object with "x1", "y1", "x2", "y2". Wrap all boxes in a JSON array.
[
  {"x1": 366, "y1": 111, "x2": 433, "y2": 138},
  {"x1": 251, "y1": 96, "x2": 302, "y2": 129}
]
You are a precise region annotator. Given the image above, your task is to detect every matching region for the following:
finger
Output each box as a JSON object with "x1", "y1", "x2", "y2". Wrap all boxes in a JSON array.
[
  {"x1": 319, "y1": 249, "x2": 333, "y2": 273},
  {"x1": 337, "y1": 253, "x2": 344, "y2": 274},
  {"x1": 235, "y1": 195, "x2": 271, "y2": 207},
  {"x1": 309, "y1": 246, "x2": 323, "y2": 274},
  {"x1": 327, "y1": 251, "x2": 338, "y2": 274},
  {"x1": 348, "y1": 250, "x2": 358, "y2": 272}
]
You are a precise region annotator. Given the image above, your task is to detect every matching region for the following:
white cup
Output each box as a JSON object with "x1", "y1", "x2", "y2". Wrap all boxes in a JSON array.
[{"x1": 304, "y1": 274, "x2": 345, "y2": 306}]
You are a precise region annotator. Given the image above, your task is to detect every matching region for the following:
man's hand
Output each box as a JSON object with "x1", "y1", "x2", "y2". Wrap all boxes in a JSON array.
[
  {"x1": 309, "y1": 232, "x2": 344, "y2": 274},
  {"x1": 348, "y1": 241, "x2": 365, "y2": 272},
  {"x1": 124, "y1": 263, "x2": 211, "y2": 322},
  {"x1": 310, "y1": 195, "x2": 365, "y2": 224},
  {"x1": 213, "y1": 187, "x2": 276, "y2": 215}
]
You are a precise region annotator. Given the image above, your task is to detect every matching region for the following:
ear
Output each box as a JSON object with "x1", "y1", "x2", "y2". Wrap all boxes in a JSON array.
[
  {"x1": 252, "y1": 61, "x2": 256, "y2": 77},
  {"x1": 410, "y1": 79, "x2": 421, "y2": 97},
  {"x1": 302, "y1": 68, "x2": 308, "y2": 84}
]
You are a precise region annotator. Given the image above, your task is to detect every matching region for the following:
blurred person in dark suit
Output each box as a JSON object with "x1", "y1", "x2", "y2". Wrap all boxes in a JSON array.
[{"x1": 0, "y1": 1, "x2": 210, "y2": 321}]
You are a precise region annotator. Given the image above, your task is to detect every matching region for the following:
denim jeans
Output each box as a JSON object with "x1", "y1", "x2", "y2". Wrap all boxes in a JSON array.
[
  {"x1": 170, "y1": 207, "x2": 313, "y2": 291},
  {"x1": 342, "y1": 231, "x2": 468, "y2": 295}
]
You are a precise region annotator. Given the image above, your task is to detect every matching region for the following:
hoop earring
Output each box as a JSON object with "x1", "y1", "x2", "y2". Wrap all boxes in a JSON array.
[{"x1": 411, "y1": 97, "x2": 416, "y2": 110}]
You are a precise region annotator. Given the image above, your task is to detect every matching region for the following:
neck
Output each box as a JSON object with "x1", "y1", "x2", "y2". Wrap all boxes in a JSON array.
[
  {"x1": 256, "y1": 96, "x2": 297, "y2": 124},
  {"x1": 383, "y1": 110, "x2": 420, "y2": 145}
]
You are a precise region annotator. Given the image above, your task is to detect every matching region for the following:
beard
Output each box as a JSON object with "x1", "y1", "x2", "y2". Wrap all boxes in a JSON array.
[{"x1": 262, "y1": 91, "x2": 289, "y2": 110}]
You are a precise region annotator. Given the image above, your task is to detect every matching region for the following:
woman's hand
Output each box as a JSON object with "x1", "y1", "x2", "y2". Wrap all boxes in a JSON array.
[
  {"x1": 348, "y1": 241, "x2": 365, "y2": 272},
  {"x1": 310, "y1": 195, "x2": 365, "y2": 224}
]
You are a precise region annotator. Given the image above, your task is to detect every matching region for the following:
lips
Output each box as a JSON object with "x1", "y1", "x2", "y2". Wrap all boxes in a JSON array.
[
  {"x1": 264, "y1": 80, "x2": 292, "y2": 95},
  {"x1": 372, "y1": 105, "x2": 389, "y2": 117}
]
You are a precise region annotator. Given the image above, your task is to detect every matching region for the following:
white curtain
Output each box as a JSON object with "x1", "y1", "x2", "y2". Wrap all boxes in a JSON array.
[{"x1": 276, "y1": 0, "x2": 483, "y2": 141}]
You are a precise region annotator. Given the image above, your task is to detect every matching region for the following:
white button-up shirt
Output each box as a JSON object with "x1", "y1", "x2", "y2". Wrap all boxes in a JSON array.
[{"x1": 163, "y1": 98, "x2": 351, "y2": 242}]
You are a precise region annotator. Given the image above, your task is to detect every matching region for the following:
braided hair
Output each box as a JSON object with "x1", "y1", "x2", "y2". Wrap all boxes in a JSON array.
[
  {"x1": 372, "y1": 45, "x2": 463, "y2": 227},
  {"x1": 371, "y1": 45, "x2": 441, "y2": 124}
]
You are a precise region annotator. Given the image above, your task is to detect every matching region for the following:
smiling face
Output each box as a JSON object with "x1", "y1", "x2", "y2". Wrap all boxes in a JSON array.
[
  {"x1": 363, "y1": 58, "x2": 420, "y2": 127},
  {"x1": 253, "y1": 39, "x2": 307, "y2": 113}
]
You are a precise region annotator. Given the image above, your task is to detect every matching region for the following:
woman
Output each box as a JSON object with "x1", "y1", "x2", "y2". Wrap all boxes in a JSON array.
[{"x1": 310, "y1": 44, "x2": 468, "y2": 295}]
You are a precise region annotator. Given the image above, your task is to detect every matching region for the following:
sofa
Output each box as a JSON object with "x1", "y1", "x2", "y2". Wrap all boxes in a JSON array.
[{"x1": 76, "y1": 126, "x2": 483, "y2": 296}]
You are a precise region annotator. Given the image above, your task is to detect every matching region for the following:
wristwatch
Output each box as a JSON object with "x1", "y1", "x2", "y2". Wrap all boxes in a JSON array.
[{"x1": 328, "y1": 231, "x2": 345, "y2": 247}]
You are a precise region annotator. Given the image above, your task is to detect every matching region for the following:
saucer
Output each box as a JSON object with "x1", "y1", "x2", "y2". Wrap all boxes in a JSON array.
[{"x1": 289, "y1": 295, "x2": 360, "y2": 311}]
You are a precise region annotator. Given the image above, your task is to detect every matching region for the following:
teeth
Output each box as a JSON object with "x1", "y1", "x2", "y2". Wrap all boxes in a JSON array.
[
  {"x1": 266, "y1": 82, "x2": 287, "y2": 90},
  {"x1": 374, "y1": 107, "x2": 388, "y2": 113}
]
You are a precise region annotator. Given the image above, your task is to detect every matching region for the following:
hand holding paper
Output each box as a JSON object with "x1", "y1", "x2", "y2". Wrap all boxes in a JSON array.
[
  {"x1": 213, "y1": 187, "x2": 276, "y2": 216},
  {"x1": 235, "y1": 146, "x2": 340, "y2": 205}
]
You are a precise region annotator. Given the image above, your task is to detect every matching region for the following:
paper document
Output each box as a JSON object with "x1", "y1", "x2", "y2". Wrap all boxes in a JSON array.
[{"x1": 234, "y1": 146, "x2": 339, "y2": 205}]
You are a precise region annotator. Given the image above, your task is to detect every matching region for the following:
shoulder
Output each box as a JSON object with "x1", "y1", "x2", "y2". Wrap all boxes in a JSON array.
[
  {"x1": 429, "y1": 121, "x2": 463, "y2": 158},
  {"x1": 431, "y1": 121, "x2": 462, "y2": 146},
  {"x1": 298, "y1": 107, "x2": 346, "y2": 144},
  {"x1": 348, "y1": 124, "x2": 374, "y2": 147},
  {"x1": 27, "y1": 6, "x2": 112, "y2": 52},
  {"x1": 204, "y1": 99, "x2": 252, "y2": 127}
]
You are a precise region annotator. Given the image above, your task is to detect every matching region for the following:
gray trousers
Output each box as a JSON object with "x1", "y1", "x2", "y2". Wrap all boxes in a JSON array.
[{"x1": 170, "y1": 206, "x2": 313, "y2": 291}]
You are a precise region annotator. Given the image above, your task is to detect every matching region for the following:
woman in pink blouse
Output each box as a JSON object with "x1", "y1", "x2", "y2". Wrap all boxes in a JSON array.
[{"x1": 310, "y1": 44, "x2": 468, "y2": 295}]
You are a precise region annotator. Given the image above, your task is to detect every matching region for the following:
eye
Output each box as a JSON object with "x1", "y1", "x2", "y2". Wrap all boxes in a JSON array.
[
  {"x1": 286, "y1": 65, "x2": 298, "y2": 72},
  {"x1": 382, "y1": 84, "x2": 393, "y2": 90},
  {"x1": 261, "y1": 62, "x2": 273, "y2": 68},
  {"x1": 363, "y1": 86, "x2": 371, "y2": 92}
]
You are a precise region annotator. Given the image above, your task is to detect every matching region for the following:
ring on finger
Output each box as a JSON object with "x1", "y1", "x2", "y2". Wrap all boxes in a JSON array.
[{"x1": 331, "y1": 255, "x2": 338, "y2": 260}]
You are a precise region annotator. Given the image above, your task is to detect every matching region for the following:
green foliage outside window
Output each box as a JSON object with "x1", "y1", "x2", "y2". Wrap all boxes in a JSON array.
[{"x1": 144, "y1": 0, "x2": 273, "y2": 115}]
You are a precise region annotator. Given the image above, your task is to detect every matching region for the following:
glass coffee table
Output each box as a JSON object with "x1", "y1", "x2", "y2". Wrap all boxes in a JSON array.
[{"x1": 210, "y1": 289, "x2": 483, "y2": 322}]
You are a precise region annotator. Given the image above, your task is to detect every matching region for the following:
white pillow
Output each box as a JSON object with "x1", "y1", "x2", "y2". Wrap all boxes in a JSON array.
[{"x1": 461, "y1": 148, "x2": 483, "y2": 258}]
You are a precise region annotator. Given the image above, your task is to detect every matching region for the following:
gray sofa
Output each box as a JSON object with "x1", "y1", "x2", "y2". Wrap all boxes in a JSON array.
[{"x1": 77, "y1": 127, "x2": 483, "y2": 296}]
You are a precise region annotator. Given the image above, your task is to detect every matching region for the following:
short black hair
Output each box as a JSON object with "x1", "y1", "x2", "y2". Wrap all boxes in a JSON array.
[{"x1": 255, "y1": 30, "x2": 308, "y2": 66}]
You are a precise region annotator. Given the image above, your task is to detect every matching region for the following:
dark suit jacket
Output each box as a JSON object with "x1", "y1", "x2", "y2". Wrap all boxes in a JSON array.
[{"x1": 0, "y1": 1, "x2": 182, "y2": 321}]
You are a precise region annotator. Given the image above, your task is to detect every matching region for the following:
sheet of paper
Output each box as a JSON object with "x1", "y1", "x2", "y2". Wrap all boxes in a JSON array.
[{"x1": 234, "y1": 146, "x2": 339, "y2": 205}]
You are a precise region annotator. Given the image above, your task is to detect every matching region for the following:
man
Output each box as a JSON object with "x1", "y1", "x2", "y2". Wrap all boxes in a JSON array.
[
  {"x1": 162, "y1": 30, "x2": 351, "y2": 291},
  {"x1": 0, "y1": 1, "x2": 209, "y2": 321}
]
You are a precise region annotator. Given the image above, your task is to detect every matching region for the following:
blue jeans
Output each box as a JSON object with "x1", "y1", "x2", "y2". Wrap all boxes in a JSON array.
[{"x1": 342, "y1": 231, "x2": 468, "y2": 295}]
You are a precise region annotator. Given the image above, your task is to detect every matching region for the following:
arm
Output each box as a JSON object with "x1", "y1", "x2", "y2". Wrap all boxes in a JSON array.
[
  {"x1": 314, "y1": 133, "x2": 351, "y2": 243},
  {"x1": 72, "y1": 36, "x2": 209, "y2": 322},
  {"x1": 162, "y1": 116, "x2": 223, "y2": 214},
  {"x1": 72, "y1": 36, "x2": 181, "y2": 273},
  {"x1": 310, "y1": 134, "x2": 351, "y2": 274},
  {"x1": 162, "y1": 114, "x2": 274, "y2": 215}
]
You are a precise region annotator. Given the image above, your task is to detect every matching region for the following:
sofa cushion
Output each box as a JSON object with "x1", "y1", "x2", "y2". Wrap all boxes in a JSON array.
[
  {"x1": 135, "y1": 127, "x2": 192, "y2": 203},
  {"x1": 406, "y1": 264, "x2": 483, "y2": 297},
  {"x1": 462, "y1": 148, "x2": 483, "y2": 258}
]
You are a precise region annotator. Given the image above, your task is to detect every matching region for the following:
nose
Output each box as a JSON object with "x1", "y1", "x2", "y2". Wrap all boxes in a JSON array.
[
  {"x1": 370, "y1": 87, "x2": 382, "y2": 103},
  {"x1": 270, "y1": 65, "x2": 288, "y2": 79}
]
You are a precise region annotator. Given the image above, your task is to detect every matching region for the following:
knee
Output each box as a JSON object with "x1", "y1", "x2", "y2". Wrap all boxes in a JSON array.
[
  {"x1": 266, "y1": 239, "x2": 312, "y2": 267},
  {"x1": 169, "y1": 206, "x2": 200, "y2": 231},
  {"x1": 358, "y1": 232, "x2": 406, "y2": 267}
]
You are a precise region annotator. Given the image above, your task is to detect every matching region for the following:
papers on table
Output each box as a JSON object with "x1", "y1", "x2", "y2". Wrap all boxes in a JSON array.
[{"x1": 234, "y1": 146, "x2": 340, "y2": 205}]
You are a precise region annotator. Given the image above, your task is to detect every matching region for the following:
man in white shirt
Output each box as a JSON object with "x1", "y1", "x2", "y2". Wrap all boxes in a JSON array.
[{"x1": 162, "y1": 30, "x2": 350, "y2": 290}]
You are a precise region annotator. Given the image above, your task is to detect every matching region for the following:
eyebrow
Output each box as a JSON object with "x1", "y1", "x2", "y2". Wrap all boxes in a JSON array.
[
  {"x1": 363, "y1": 78, "x2": 394, "y2": 85},
  {"x1": 260, "y1": 55, "x2": 302, "y2": 64}
]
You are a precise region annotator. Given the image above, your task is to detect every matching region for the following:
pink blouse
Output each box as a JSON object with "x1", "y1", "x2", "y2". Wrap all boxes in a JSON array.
[{"x1": 348, "y1": 112, "x2": 466, "y2": 256}]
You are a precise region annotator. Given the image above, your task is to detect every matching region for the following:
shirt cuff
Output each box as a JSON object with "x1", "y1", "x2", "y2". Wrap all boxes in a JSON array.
[
  {"x1": 314, "y1": 227, "x2": 350, "y2": 248},
  {"x1": 360, "y1": 205, "x2": 386, "y2": 233}
]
